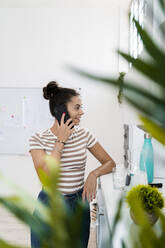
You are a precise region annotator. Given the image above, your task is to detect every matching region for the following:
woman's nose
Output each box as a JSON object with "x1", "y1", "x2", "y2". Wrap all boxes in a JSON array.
[{"x1": 80, "y1": 109, "x2": 84, "y2": 115}]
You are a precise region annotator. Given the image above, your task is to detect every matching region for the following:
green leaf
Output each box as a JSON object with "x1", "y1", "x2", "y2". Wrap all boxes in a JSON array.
[
  {"x1": 119, "y1": 51, "x2": 165, "y2": 88},
  {"x1": 158, "y1": 210, "x2": 165, "y2": 244},
  {"x1": 134, "y1": 19, "x2": 165, "y2": 67},
  {"x1": 0, "y1": 239, "x2": 27, "y2": 248},
  {"x1": 37, "y1": 168, "x2": 51, "y2": 192},
  {"x1": 67, "y1": 66, "x2": 165, "y2": 104},
  {"x1": 66, "y1": 66, "x2": 165, "y2": 125},
  {"x1": 159, "y1": 0, "x2": 165, "y2": 14},
  {"x1": 38, "y1": 156, "x2": 70, "y2": 247},
  {"x1": 139, "y1": 115, "x2": 165, "y2": 146},
  {"x1": 109, "y1": 194, "x2": 124, "y2": 248},
  {"x1": 129, "y1": 199, "x2": 159, "y2": 247},
  {"x1": 44, "y1": 155, "x2": 60, "y2": 175},
  {"x1": 37, "y1": 155, "x2": 60, "y2": 191},
  {"x1": 121, "y1": 240, "x2": 127, "y2": 248},
  {"x1": 124, "y1": 93, "x2": 165, "y2": 126}
]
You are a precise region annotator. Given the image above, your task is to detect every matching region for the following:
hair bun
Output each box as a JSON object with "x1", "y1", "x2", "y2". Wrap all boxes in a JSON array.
[{"x1": 43, "y1": 81, "x2": 60, "y2": 100}]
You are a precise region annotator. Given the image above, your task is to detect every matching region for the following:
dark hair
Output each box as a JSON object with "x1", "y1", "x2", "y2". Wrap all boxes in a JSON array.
[{"x1": 43, "y1": 81, "x2": 80, "y2": 117}]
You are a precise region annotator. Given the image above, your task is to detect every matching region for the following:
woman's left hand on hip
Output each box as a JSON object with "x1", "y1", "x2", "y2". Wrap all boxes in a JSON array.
[{"x1": 82, "y1": 172, "x2": 97, "y2": 202}]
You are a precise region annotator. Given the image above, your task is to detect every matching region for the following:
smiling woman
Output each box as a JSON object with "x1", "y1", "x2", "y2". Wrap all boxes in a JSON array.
[
  {"x1": 29, "y1": 81, "x2": 116, "y2": 248},
  {"x1": 66, "y1": 96, "x2": 84, "y2": 125}
]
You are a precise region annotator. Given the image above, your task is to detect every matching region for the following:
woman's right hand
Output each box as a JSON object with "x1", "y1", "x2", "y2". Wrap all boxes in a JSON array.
[{"x1": 56, "y1": 113, "x2": 75, "y2": 142}]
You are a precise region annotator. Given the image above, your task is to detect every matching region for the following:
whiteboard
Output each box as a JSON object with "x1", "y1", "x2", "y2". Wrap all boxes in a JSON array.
[{"x1": 0, "y1": 87, "x2": 72, "y2": 155}]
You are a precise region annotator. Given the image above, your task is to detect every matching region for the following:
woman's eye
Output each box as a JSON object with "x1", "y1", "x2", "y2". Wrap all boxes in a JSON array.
[{"x1": 74, "y1": 106, "x2": 83, "y2": 110}]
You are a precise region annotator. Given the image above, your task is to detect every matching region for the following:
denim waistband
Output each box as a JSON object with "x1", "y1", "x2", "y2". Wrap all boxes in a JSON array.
[
  {"x1": 40, "y1": 187, "x2": 84, "y2": 199},
  {"x1": 63, "y1": 187, "x2": 84, "y2": 198}
]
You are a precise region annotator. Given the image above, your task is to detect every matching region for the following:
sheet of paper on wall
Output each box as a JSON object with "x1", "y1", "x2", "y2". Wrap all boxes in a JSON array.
[
  {"x1": 1, "y1": 101, "x2": 21, "y2": 128},
  {"x1": 22, "y1": 95, "x2": 54, "y2": 134},
  {"x1": 4, "y1": 114, "x2": 21, "y2": 128},
  {"x1": 0, "y1": 130, "x2": 4, "y2": 141}
]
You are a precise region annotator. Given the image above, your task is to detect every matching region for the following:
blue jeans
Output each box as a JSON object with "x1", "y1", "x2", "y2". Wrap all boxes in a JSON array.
[{"x1": 31, "y1": 187, "x2": 90, "y2": 248}]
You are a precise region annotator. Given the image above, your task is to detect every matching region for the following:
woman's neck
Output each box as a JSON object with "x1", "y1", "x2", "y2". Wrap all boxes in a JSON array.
[{"x1": 50, "y1": 119, "x2": 59, "y2": 136}]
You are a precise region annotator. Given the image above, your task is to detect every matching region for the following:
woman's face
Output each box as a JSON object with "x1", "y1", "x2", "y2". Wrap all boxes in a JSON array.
[{"x1": 66, "y1": 95, "x2": 84, "y2": 125}]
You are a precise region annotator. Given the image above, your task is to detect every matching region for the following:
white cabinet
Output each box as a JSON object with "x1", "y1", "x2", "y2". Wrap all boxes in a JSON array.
[{"x1": 96, "y1": 178, "x2": 111, "y2": 247}]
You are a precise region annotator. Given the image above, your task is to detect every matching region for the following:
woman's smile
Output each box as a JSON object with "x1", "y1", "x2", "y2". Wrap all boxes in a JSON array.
[{"x1": 74, "y1": 117, "x2": 81, "y2": 122}]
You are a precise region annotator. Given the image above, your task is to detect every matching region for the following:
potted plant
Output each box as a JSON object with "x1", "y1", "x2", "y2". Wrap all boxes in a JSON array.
[{"x1": 126, "y1": 185, "x2": 165, "y2": 225}]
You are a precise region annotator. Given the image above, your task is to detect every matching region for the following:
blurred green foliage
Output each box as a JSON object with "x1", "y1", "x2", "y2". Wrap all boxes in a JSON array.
[
  {"x1": 68, "y1": 0, "x2": 165, "y2": 247},
  {"x1": 68, "y1": 0, "x2": 165, "y2": 146},
  {"x1": 0, "y1": 155, "x2": 87, "y2": 248},
  {"x1": 126, "y1": 185, "x2": 164, "y2": 213}
]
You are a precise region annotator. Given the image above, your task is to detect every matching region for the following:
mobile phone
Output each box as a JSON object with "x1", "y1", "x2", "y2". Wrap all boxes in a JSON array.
[{"x1": 54, "y1": 104, "x2": 74, "y2": 129}]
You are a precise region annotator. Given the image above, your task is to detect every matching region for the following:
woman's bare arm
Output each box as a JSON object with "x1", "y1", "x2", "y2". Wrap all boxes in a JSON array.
[
  {"x1": 88, "y1": 142, "x2": 116, "y2": 178},
  {"x1": 82, "y1": 142, "x2": 116, "y2": 201},
  {"x1": 30, "y1": 141, "x2": 64, "y2": 177}
]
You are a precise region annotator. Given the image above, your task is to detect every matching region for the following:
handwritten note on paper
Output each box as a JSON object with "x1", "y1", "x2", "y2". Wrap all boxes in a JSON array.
[{"x1": 4, "y1": 114, "x2": 20, "y2": 128}]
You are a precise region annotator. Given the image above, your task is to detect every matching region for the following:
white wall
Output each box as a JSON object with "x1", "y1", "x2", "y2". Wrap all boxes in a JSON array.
[
  {"x1": 0, "y1": 0, "x2": 131, "y2": 8},
  {"x1": 0, "y1": 2, "x2": 132, "y2": 198}
]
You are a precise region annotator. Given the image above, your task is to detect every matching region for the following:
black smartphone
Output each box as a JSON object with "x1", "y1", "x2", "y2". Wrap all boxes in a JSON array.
[{"x1": 54, "y1": 104, "x2": 74, "y2": 129}]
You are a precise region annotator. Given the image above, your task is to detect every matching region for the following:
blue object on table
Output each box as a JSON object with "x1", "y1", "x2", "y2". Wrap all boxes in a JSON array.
[{"x1": 139, "y1": 133, "x2": 154, "y2": 184}]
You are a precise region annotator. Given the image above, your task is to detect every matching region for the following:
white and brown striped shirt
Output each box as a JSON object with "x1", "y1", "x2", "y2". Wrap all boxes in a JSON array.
[{"x1": 28, "y1": 126, "x2": 98, "y2": 195}]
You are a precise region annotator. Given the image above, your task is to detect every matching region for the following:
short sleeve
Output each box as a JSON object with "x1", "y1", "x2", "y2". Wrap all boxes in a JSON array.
[
  {"x1": 86, "y1": 129, "x2": 98, "y2": 149},
  {"x1": 28, "y1": 133, "x2": 44, "y2": 153}
]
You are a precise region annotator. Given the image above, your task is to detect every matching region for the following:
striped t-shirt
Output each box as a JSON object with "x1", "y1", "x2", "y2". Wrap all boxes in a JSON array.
[{"x1": 28, "y1": 125, "x2": 98, "y2": 195}]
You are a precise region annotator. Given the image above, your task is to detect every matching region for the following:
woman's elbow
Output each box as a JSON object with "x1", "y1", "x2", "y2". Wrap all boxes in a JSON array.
[{"x1": 109, "y1": 159, "x2": 116, "y2": 171}]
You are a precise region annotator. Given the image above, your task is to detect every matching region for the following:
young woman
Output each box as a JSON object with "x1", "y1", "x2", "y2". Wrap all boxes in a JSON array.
[{"x1": 29, "y1": 81, "x2": 116, "y2": 247}]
